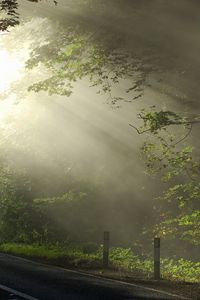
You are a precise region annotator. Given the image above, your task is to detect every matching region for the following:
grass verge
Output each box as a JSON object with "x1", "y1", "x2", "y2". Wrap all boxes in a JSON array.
[{"x1": 0, "y1": 243, "x2": 199, "y2": 283}]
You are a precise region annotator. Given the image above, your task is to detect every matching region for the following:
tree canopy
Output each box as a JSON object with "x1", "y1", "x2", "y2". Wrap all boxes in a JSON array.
[{"x1": 0, "y1": 0, "x2": 58, "y2": 31}]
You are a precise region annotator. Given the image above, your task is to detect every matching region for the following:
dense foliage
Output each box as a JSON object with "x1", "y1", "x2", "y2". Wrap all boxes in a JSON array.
[
  {"x1": 137, "y1": 107, "x2": 200, "y2": 246},
  {"x1": 26, "y1": 30, "x2": 145, "y2": 105},
  {"x1": 0, "y1": 166, "x2": 104, "y2": 244}
]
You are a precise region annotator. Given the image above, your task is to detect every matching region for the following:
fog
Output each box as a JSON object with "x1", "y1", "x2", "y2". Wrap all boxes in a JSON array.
[{"x1": 0, "y1": 0, "x2": 199, "y2": 247}]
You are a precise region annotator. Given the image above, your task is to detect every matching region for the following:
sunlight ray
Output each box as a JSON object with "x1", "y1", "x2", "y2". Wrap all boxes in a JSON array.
[{"x1": 0, "y1": 50, "x2": 24, "y2": 94}]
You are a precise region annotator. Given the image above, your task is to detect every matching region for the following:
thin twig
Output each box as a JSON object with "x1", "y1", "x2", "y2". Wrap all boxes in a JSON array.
[
  {"x1": 128, "y1": 123, "x2": 150, "y2": 134},
  {"x1": 172, "y1": 124, "x2": 193, "y2": 146}
]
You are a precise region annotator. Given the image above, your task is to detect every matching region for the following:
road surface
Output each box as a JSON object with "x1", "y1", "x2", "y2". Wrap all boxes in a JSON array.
[{"x1": 0, "y1": 253, "x2": 190, "y2": 300}]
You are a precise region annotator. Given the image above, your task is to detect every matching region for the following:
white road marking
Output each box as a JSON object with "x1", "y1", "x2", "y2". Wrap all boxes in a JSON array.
[
  {"x1": 0, "y1": 253, "x2": 193, "y2": 300},
  {"x1": 0, "y1": 284, "x2": 38, "y2": 300},
  {"x1": 56, "y1": 268, "x2": 192, "y2": 300}
]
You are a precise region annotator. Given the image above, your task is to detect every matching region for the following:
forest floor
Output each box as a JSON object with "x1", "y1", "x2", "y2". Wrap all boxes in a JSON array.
[{"x1": 0, "y1": 243, "x2": 199, "y2": 299}]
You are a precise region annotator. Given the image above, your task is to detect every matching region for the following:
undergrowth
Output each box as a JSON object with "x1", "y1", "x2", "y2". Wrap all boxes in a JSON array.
[{"x1": 0, "y1": 243, "x2": 199, "y2": 283}]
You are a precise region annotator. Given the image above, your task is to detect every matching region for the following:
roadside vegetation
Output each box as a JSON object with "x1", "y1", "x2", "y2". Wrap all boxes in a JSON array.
[{"x1": 0, "y1": 243, "x2": 200, "y2": 283}]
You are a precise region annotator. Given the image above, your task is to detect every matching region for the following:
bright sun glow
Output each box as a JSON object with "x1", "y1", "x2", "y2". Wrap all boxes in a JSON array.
[{"x1": 0, "y1": 50, "x2": 23, "y2": 93}]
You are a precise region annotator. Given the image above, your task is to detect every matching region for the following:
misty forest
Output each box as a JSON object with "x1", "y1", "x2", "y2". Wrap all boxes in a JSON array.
[{"x1": 0, "y1": 0, "x2": 200, "y2": 291}]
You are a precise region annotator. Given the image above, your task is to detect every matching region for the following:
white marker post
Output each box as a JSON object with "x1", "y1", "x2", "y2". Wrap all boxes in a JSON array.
[
  {"x1": 154, "y1": 237, "x2": 161, "y2": 280},
  {"x1": 103, "y1": 231, "x2": 110, "y2": 268}
]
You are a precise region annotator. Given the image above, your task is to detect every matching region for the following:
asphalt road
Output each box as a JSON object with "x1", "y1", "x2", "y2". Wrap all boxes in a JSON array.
[{"x1": 0, "y1": 253, "x2": 189, "y2": 300}]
